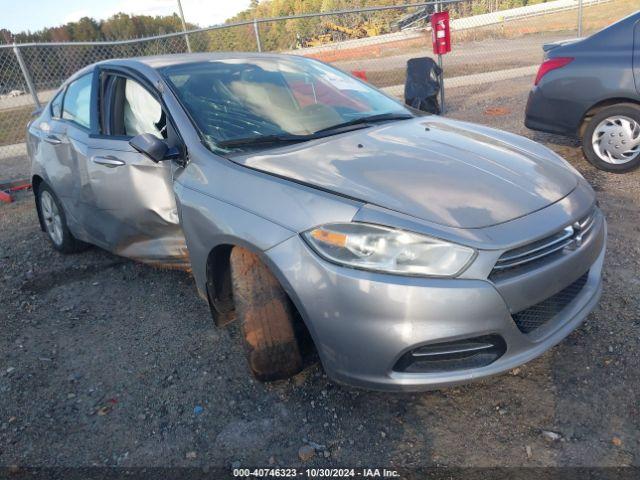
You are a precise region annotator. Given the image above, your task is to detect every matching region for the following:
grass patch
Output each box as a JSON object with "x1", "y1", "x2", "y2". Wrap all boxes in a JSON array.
[
  {"x1": 315, "y1": 0, "x2": 639, "y2": 64},
  {"x1": 0, "y1": 106, "x2": 33, "y2": 147},
  {"x1": 455, "y1": 0, "x2": 640, "y2": 42}
]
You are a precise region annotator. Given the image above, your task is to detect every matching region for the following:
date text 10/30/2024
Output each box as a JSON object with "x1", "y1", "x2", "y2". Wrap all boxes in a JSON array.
[{"x1": 232, "y1": 468, "x2": 401, "y2": 478}]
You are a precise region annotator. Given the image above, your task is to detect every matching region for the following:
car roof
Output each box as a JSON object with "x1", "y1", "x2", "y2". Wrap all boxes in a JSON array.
[
  {"x1": 60, "y1": 52, "x2": 303, "y2": 90},
  {"x1": 99, "y1": 52, "x2": 298, "y2": 70}
]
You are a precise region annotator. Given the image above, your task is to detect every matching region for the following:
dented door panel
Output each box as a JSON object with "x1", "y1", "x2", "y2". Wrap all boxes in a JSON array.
[{"x1": 83, "y1": 137, "x2": 188, "y2": 268}]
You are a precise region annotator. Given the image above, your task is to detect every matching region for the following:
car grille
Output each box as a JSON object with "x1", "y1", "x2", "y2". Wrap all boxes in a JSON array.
[
  {"x1": 491, "y1": 207, "x2": 597, "y2": 279},
  {"x1": 511, "y1": 271, "x2": 589, "y2": 334}
]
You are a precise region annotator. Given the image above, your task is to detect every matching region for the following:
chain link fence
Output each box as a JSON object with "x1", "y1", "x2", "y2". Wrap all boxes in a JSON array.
[{"x1": 1, "y1": 0, "x2": 639, "y2": 181}]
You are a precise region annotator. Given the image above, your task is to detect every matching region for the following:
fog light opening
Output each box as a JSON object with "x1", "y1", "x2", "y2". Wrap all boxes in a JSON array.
[{"x1": 393, "y1": 335, "x2": 506, "y2": 373}]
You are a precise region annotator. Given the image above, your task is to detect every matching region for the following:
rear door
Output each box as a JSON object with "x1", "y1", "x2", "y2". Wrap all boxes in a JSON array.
[
  {"x1": 82, "y1": 68, "x2": 187, "y2": 266},
  {"x1": 40, "y1": 73, "x2": 93, "y2": 234}
]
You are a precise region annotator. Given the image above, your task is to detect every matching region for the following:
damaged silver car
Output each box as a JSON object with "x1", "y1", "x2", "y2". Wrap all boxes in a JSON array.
[{"x1": 28, "y1": 53, "x2": 606, "y2": 391}]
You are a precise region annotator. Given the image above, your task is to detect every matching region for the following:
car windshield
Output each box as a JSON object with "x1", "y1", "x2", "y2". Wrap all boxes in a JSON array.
[{"x1": 160, "y1": 56, "x2": 412, "y2": 152}]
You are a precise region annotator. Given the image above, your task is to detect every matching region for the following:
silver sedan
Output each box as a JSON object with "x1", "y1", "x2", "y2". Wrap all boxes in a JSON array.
[{"x1": 27, "y1": 53, "x2": 606, "y2": 391}]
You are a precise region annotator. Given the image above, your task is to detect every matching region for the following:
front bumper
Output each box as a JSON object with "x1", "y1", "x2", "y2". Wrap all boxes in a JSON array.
[{"x1": 266, "y1": 212, "x2": 606, "y2": 392}]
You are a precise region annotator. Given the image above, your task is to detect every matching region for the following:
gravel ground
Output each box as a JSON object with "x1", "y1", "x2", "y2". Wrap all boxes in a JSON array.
[
  {"x1": 1, "y1": 76, "x2": 639, "y2": 472},
  {"x1": 333, "y1": 33, "x2": 568, "y2": 82}
]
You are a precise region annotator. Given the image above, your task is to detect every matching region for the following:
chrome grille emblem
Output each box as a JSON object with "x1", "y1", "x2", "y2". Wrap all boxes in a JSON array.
[
  {"x1": 574, "y1": 221, "x2": 585, "y2": 247},
  {"x1": 567, "y1": 221, "x2": 583, "y2": 250}
]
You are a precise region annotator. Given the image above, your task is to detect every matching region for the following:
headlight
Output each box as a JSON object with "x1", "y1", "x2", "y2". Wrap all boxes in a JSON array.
[{"x1": 302, "y1": 223, "x2": 476, "y2": 277}]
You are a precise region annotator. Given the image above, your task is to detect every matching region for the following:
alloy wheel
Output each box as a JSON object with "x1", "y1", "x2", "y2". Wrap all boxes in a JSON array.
[{"x1": 40, "y1": 190, "x2": 64, "y2": 246}]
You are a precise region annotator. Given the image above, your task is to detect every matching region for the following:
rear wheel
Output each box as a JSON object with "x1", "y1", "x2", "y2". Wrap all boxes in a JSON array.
[
  {"x1": 582, "y1": 103, "x2": 640, "y2": 173},
  {"x1": 36, "y1": 184, "x2": 88, "y2": 253},
  {"x1": 229, "y1": 246, "x2": 303, "y2": 381}
]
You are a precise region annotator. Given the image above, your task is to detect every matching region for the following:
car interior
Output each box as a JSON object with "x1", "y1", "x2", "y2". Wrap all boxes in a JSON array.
[
  {"x1": 100, "y1": 74, "x2": 167, "y2": 139},
  {"x1": 163, "y1": 61, "x2": 372, "y2": 144}
]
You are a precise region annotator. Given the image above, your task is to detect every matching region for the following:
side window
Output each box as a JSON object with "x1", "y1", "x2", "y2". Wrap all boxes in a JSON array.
[
  {"x1": 50, "y1": 90, "x2": 63, "y2": 118},
  {"x1": 123, "y1": 78, "x2": 164, "y2": 138},
  {"x1": 62, "y1": 73, "x2": 92, "y2": 128}
]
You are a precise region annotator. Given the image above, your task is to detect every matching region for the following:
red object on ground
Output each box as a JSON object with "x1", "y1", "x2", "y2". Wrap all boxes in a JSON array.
[
  {"x1": 352, "y1": 70, "x2": 368, "y2": 81},
  {"x1": 431, "y1": 11, "x2": 451, "y2": 55},
  {"x1": 534, "y1": 57, "x2": 574, "y2": 85},
  {"x1": 0, "y1": 179, "x2": 32, "y2": 203},
  {"x1": 0, "y1": 191, "x2": 12, "y2": 203}
]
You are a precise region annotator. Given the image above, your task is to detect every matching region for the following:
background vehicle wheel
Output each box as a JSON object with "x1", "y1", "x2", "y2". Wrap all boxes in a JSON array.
[
  {"x1": 36, "y1": 184, "x2": 88, "y2": 253},
  {"x1": 582, "y1": 103, "x2": 640, "y2": 173},
  {"x1": 229, "y1": 246, "x2": 303, "y2": 381}
]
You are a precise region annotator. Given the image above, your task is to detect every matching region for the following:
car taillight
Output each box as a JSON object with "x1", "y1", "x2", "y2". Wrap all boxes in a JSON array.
[{"x1": 534, "y1": 57, "x2": 574, "y2": 86}]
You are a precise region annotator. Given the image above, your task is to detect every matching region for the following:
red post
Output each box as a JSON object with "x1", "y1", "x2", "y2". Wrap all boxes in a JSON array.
[{"x1": 0, "y1": 191, "x2": 13, "y2": 203}]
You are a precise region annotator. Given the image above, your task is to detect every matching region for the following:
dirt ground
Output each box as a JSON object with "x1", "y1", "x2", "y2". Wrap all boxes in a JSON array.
[{"x1": 1, "y1": 76, "x2": 639, "y2": 474}]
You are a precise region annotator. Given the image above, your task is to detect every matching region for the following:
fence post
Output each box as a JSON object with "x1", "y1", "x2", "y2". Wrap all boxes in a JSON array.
[
  {"x1": 577, "y1": 0, "x2": 583, "y2": 37},
  {"x1": 253, "y1": 19, "x2": 262, "y2": 52},
  {"x1": 438, "y1": 54, "x2": 445, "y2": 114},
  {"x1": 12, "y1": 43, "x2": 41, "y2": 109},
  {"x1": 176, "y1": 0, "x2": 192, "y2": 52}
]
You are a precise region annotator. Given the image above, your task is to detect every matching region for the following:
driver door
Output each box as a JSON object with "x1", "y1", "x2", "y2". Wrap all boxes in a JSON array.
[{"x1": 84, "y1": 69, "x2": 188, "y2": 266}]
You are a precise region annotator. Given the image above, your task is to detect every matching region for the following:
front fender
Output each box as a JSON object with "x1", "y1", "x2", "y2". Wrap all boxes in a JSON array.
[{"x1": 174, "y1": 181, "x2": 296, "y2": 299}]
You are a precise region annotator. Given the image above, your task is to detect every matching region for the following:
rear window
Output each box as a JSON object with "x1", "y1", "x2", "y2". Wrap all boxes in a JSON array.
[
  {"x1": 62, "y1": 73, "x2": 92, "y2": 128},
  {"x1": 50, "y1": 90, "x2": 63, "y2": 118}
]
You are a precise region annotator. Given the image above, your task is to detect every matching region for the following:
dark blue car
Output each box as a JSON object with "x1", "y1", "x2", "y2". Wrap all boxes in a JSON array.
[{"x1": 525, "y1": 11, "x2": 640, "y2": 173}]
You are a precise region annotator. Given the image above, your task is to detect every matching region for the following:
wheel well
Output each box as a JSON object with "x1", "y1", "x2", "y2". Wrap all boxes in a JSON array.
[
  {"x1": 205, "y1": 243, "x2": 317, "y2": 358},
  {"x1": 32, "y1": 175, "x2": 44, "y2": 194},
  {"x1": 580, "y1": 98, "x2": 640, "y2": 137},
  {"x1": 206, "y1": 244, "x2": 235, "y2": 320},
  {"x1": 31, "y1": 175, "x2": 46, "y2": 231}
]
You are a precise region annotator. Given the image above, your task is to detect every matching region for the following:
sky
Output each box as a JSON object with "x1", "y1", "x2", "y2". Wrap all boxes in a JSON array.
[{"x1": 1, "y1": 0, "x2": 252, "y2": 33}]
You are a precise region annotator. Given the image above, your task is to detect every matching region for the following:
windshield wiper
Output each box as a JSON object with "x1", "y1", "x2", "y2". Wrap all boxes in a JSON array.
[
  {"x1": 215, "y1": 113, "x2": 414, "y2": 150},
  {"x1": 217, "y1": 133, "x2": 312, "y2": 148},
  {"x1": 312, "y1": 112, "x2": 414, "y2": 135}
]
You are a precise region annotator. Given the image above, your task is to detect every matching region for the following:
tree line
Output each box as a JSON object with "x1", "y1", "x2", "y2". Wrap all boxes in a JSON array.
[
  {"x1": 0, "y1": 0, "x2": 550, "y2": 94},
  {"x1": 1, "y1": 0, "x2": 551, "y2": 46},
  {"x1": 0, "y1": 13, "x2": 197, "y2": 44}
]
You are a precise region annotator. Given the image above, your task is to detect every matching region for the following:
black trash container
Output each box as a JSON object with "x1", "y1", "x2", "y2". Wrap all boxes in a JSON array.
[{"x1": 404, "y1": 57, "x2": 442, "y2": 114}]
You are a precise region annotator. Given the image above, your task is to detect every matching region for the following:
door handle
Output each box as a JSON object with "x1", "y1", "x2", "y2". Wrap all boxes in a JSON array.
[
  {"x1": 92, "y1": 156, "x2": 125, "y2": 168},
  {"x1": 44, "y1": 135, "x2": 62, "y2": 145}
]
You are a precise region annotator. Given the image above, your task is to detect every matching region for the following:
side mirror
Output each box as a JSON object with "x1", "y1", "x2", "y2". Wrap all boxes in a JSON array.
[{"x1": 129, "y1": 133, "x2": 181, "y2": 163}]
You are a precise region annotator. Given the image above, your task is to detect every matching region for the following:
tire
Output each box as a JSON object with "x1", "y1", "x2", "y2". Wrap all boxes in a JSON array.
[
  {"x1": 582, "y1": 103, "x2": 640, "y2": 173},
  {"x1": 36, "y1": 184, "x2": 88, "y2": 254},
  {"x1": 229, "y1": 246, "x2": 303, "y2": 381}
]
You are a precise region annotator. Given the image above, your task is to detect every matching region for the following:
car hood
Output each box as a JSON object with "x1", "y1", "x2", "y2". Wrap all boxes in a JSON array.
[{"x1": 236, "y1": 116, "x2": 579, "y2": 229}]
